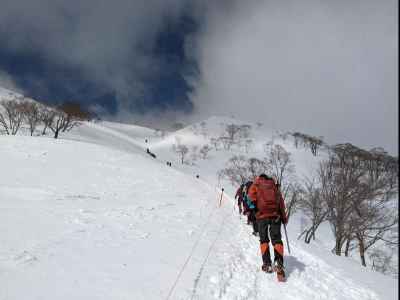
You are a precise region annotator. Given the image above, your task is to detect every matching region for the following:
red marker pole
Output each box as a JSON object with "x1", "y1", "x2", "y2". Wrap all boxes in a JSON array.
[{"x1": 219, "y1": 188, "x2": 224, "y2": 207}]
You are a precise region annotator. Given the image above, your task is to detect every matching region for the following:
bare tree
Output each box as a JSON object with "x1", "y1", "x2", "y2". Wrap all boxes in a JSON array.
[
  {"x1": 219, "y1": 155, "x2": 251, "y2": 186},
  {"x1": 370, "y1": 249, "x2": 397, "y2": 276},
  {"x1": 309, "y1": 136, "x2": 324, "y2": 156},
  {"x1": 353, "y1": 202, "x2": 397, "y2": 267},
  {"x1": 292, "y1": 132, "x2": 300, "y2": 148},
  {"x1": 200, "y1": 121, "x2": 207, "y2": 137},
  {"x1": 225, "y1": 124, "x2": 242, "y2": 145},
  {"x1": 39, "y1": 106, "x2": 55, "y2": 135},
  {"x1": 244, "y1": 139, "x2": 253, "y2": 153},
  {"x1": 247, "y1": 157, "x2": 268, "y2": 178},
  {"x1": 298, "y1": 178, "x2": 328, "y2": 243},
  {"x1": 219, "y1": 136, "x2": 232, "y2": 150},
  {"x1": 190, "y1": 145, "x2": 199, "y2": 164},
  {"x1": 48, "y1": 102, "x2": 89, "y2": 139},
  {"x1": 263, "y1": 142, "x2": 298, "y2": 218},
  {"x1": 48, "y1": 109, "x2": 69, "y2": 139},
  {"x1": 210, "y1": 137, "x2": 220, "y2": 151},
  {"x1": 284, "y1": 182, "x2": 303, "y2": 220},
  {"x1": 238, "y1": 124, "x2": 252, "y2": 140},
  {"x1": 219, "y1": 155, "x2": 270, "y2": 186},
  {"x1": 172, "y1": 138, "x2": 189, "y2": 164},
  {"x1": 318, "y1": 146, "x2": 362, "y2": 256},
  {"x1": 291, "y1": 132, "x2": 325, "y2": 156},
  {"x1": 21, "y1": 101, "x2": 40, "y2": 136},
  {"x1": 264, "y1": 143, "x2": 295, "y2": 188},
  {"x1": 350, "y1": 149, "x2": 398, "y2": 266},
  {"x1": 59, "y1": 102, "x2": 90, "y2": 132},
  {"x1": 199, "y1": 144, "x2": 212, "y2": 159},
  {"x1": 0, "y1": 98, "x2": 25, "y2": 135},
  {"x1": 223, "y1": 124, "x2": 252, "y2": 149},
  {"x1": 319, "y1": 143, "x2": 398, "y2": 262}
]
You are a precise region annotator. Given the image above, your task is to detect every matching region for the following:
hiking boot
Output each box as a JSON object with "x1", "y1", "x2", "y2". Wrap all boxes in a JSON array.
[
  {"x1": 261, "y1": 264, "x2": 273, "y2": 273},
  {"x1": 272, "y1": 261, "x2": 286, "y2": 281},
  {"x1": 276, "y1": 266, "x2": 285, "y2": 280},
  {"x1": 274, "y1": 261, "x2": 284, "y2": 272}
]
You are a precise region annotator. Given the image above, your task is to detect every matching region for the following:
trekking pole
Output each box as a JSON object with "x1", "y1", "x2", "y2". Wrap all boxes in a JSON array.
[
  {"x1": 283, "y1": 223, "x2": 291, "y2": 255},
  {"x1": 218, "y1": 188, "x2": 224, "y2": 207}
]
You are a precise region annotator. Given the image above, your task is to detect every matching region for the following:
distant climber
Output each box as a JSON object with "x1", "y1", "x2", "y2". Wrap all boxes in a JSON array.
[
  {"x1": 235, "y1": 184, "x2": 245, "y2": 215},
  {"x1": 248, "y1": 174, "x2": 287, "y2": 280},
  {"x1": 146, "y1": 148, "x2": 157, "y2": 159}
]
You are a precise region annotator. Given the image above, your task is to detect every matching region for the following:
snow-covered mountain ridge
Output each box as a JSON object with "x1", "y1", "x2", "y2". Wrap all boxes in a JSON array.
[{"x1": 0, "y1": 94, "x2": 398, "y2": 299}]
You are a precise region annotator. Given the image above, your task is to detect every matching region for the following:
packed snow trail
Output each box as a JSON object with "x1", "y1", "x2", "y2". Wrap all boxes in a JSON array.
[{"x1": 187, "y1": 200, "x2": 396, "y2": 300}]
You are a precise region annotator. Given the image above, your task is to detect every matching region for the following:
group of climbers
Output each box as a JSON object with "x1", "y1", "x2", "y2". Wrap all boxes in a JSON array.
[
  {"x1": 145, "y1": 136, "x2": 287, "y2": 279},
  {"x1": 234, "y1": 174, "x2": 288, "y2": 280},
  {"x1": 235, "y1": 181, "x2": 258, "y2": 236}
]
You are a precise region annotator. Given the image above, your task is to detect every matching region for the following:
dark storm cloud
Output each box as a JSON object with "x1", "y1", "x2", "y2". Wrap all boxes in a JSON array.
[
  {"x1": 0, "y1": 0, "x2": 202, "y2": 112},
  {"x1": 190, "y1": 0, "x2": 398, "y2": 154}
]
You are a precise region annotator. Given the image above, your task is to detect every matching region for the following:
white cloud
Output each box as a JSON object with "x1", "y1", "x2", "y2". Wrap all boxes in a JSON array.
[
  {"x1": 190, "y1": 0, "x2": 398, "y2": 154},
  {"x1": 0, "y1": 70, "x2": 23, "y2": 95}
]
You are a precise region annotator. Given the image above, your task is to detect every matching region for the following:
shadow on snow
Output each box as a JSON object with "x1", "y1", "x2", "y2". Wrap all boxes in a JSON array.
[{"x1": 285, "y1": 255, "x2": 306, "y2": 279}]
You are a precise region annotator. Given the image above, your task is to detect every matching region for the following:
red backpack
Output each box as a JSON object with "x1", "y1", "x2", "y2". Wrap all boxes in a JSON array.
[{"x1": 254, "y1": 178, "x2": 280, "y2": 218}]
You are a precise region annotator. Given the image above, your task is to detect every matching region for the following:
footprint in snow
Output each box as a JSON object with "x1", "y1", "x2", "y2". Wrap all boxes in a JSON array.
[
  {"x1": 129, "y1": 226, "x2": 150, "y2": 239},
  {"x1": 14, "y1": 251, "x2": 38, "y2": 265}
]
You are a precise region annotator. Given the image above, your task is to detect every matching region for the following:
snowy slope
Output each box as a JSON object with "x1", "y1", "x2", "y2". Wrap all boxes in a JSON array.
[
  {"x1": 0, "y1": 86, "x2": 19, "y2": 99},
  {"x1": 149, "y1": 115, "x2": 323, "y2": 187},
  {"x1": 0, "y1": 136, "x2": 225, "y2": 299},
  {"x1": 0, "y1": 116, "x2": 398, "y2": 300}
]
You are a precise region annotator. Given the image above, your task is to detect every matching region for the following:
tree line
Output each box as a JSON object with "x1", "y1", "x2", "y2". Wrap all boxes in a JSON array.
[
  {"x1": 218, "y1": 139, "x2": 398, "y2": 273},
  {"x1": 0, "y1": 96, "x2": 93, "y2": 139}
]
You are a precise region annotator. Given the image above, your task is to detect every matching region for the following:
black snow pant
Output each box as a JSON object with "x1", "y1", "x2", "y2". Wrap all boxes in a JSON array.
[
  {"x1": 257, "y1": 218, "x2": 284, "y2": 267},
  {"x1": 249, "y1": 211, "x2": 258, "y2": 234}
]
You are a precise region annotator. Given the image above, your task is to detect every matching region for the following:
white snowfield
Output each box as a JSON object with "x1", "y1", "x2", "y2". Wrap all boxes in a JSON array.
[
  {"x1": 0, "y1": 87, "x2": 18, "y2": 99},
  {"x1": 0, "y1": 116, "x2": 398, "y2": 300}
]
